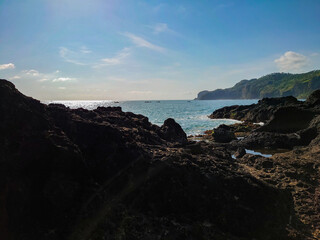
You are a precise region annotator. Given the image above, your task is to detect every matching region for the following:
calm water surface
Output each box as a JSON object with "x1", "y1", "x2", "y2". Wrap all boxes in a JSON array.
[{"x1": 45, "y1": 99, "x2": 258, "y2": 136}]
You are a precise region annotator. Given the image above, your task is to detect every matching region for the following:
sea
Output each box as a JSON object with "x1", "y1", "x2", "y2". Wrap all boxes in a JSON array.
[{"x1": 45, "y1": 99, "x2": 258, "y2": 136}]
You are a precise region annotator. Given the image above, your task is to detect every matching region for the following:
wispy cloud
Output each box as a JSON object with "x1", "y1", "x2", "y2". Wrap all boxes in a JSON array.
[
  {"x1": 23, "y1": 69, "x2": 40, "y2": 76},
  {"x1": 97, "y1": 47, "x2": 131, "y2": 67},
  {"x1": 60, "y1": 46, "x2": 132, "y2": 68},
  {"x1": 18, "y1": 69, "x2": 76, "y2": 84},
  {"x1": 80, "y1": 46, "x2": 92, "y2": 54},
  {"x1": 153, "y1": 3, "x2": 165, "y2": 13},
  {"x1": 274, "y1": 51, "x2": 309, "y2": 72},
  {"x1": 52, "y1": 77, "x2": 76, "y2": 82},
  {"x1": 39, "y1": 78, "x2": 49, "y2": 82},
  {"x1": 152, "y1": 23, "x2": 169, "y2": 34},
  {"x1": 9, "y1": 75, "x2": 21, "y2": 80},
  {"x1": 123, "y1": 32, "x2": 165, "y2": 52},
  {"x1": 59, "y1": 47, "x2": 87, "y2": 65},
  {"x1": 0, "y1": 63, "x2": 15, "y2": 70}
]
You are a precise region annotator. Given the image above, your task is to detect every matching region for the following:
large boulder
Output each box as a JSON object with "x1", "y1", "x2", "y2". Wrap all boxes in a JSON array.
[
  {"x1": 209, "y1": 96, "x2": 301, "y2": 123},
  {"x1": 257, "y1": 106, "x2": 316, "y2": 133},
  {"x1": 212, "y1": 124, "x2": 236, "y2": 143},
  {"x1": 159, "y1": 118, "x2": 188, "y2": 145},
  {"x1": 238, "y1": 132, "x2": 301, "y2": 149}
]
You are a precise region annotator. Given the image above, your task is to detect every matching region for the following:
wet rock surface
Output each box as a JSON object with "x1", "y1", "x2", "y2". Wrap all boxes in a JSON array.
[{"x1": 1, "y1": 79, "x2": 319, "y2": 240}]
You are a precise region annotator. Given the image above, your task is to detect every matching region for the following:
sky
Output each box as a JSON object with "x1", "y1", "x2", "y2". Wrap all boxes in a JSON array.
[{"x1": 0, "y1": 0, "x2": 320, "y2": 100}]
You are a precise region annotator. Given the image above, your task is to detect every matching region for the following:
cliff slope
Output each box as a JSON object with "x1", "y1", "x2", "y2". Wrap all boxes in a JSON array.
[{"x1": 196, "y1": 70, "x2": 320, "y2": 100}]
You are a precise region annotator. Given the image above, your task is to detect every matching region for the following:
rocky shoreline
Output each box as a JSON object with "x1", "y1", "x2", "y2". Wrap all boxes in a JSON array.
[{"x1": 1, "y1": 79, "x2": 320, "y2": 239}]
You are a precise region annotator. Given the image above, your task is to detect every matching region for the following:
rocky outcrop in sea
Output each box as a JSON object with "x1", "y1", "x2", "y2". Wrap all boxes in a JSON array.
[{"x1": 209, "y1": 92, "x2": 320, "y2": 150}]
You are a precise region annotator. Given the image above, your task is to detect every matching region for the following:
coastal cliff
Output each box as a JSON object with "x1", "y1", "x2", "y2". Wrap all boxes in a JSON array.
[
  {"x1": 1, "y1": 79, "x2": 320, "y2": 239},
  {"x1": 196, "y1": 70, "x2": 320, "y2": 100}
]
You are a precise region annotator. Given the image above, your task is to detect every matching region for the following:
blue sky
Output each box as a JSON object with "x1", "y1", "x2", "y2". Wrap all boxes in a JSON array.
[{"x1": 0, "y1": 0, "x2": 319, "y2": 100}]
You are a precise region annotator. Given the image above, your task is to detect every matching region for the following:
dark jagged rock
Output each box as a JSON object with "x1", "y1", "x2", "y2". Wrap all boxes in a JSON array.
[
  {"x1": 0, "y1": 79, "x2": 296, "y2": 240},
  {"x1": 209, "y1": 96, "x2": 301, "y2": 123},
  {"x1": 257, "y1": 107, "x2": 316, "y2": 133},
  {"x1": 238, "y1": 132, "x2": 302, "y2": 149},
  {"x1": 306, "y1": 89, "x2": 320, "y2": 106},
  {"x1": 234, "y1": 147, "x2": 246, "y2": 158},
  {"x1": 212, "y1": 124, "x2": 236, "y2": 143},
  {"x1": 0, "y1": 80, "x2": 88, "y2": 239},
  {"x1": 229, "y1": 122, "x2": 261, "y2": 137},
  {"x1": 159, "y1": 118, "x2": 188, "y2": 145},
  {"x1": 210, "y1": 88, "x2": 320, "y2": 150},
  {"x1": 208, "y1": 88, "x2": 320, "y2": 238}
]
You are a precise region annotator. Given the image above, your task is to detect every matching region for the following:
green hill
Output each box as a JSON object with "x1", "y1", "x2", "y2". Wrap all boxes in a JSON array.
[{"x1": 195, "y1": 70, "x2": 320, "y2": 100}]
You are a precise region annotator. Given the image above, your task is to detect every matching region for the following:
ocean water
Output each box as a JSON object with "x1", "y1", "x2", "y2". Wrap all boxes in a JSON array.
[{"x1": 45, "y1": 99, "x2": 258, "y2": 136}]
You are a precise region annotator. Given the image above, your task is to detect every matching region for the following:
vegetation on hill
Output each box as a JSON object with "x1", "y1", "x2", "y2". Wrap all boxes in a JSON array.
[{"x1": 196, "y1": 70, "x2": 320, "y2": 100}]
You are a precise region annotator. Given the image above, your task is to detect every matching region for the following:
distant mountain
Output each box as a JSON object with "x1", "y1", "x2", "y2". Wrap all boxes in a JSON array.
[{"x1": 195, "y1": 70, "x2": 320, "y2": 100}]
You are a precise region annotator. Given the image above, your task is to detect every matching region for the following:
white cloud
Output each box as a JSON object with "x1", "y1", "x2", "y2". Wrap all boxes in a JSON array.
[
  {"x1": 58, "y1": 87, "x2": 66, "y2": 90},
  {"x1": 24, "y1": 69, "x2": 40, "y2": 76},
  {"x1": 52, "y1": 77, "x2": 76, "y2": 82},
  {"x1": 274, "y1": 51, "x2": 309, "y2": 72},
  {"x1": 153, "y1": 4, "x2": 165, "y2": 13},
  {"x1": 59, "y1": 47, "x2": 87, "y2": 65},
  {"x1": 39, "y1": 78, "x2": 49, "y2": 82},
  {"x1": 9, "y1": 75, "x2": 21, "y2": 80},
  {"x1": 80, "y1": 46, "x2": 92, "y2": 54},
  {"x1": 153, "y1": 23, "x2": 169, "y2": 34},
  {"x1": 99, "y1": 48, "x2": 131, "y2": 66},
  {"x1": 123, "y1": 32, "x2": 165, "y2": 52},
  {"x1": 60, "y1": 46, "x2": 131, "y2": 67},
  {"x1": 19, "y1": 69, "x2": 78, "y2": 84},
  {"x1": 0, "y1": 63, "x2": 15, "y2": 70},
  {"x1": 150, "y1": 23, "x2": 179, "y2": 36}
]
